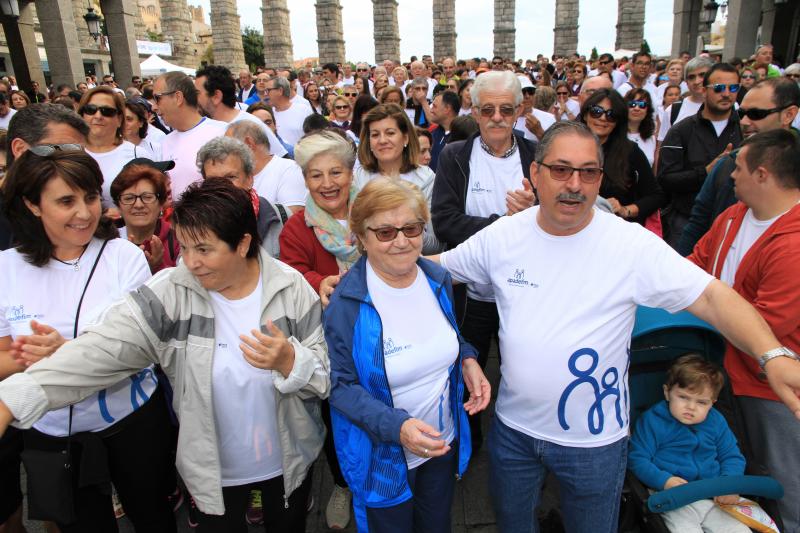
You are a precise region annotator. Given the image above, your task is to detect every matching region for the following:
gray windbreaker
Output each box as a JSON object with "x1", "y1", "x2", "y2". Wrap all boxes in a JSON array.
[{"x1": 0, "y1": 248, "x2": 329, "y2": 515}]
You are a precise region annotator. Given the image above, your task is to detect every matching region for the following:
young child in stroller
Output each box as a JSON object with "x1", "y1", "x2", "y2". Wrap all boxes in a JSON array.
[{"x1": 628, "y1": 354, "x2": 750, "y2": 532}]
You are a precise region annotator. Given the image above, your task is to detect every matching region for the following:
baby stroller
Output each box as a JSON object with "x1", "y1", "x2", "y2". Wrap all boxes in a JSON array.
[{"x1": 618, "y1": 306, "x2": 784, "y2": 533}]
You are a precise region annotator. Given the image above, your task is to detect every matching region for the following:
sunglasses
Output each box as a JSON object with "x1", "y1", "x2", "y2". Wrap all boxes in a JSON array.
[
  {"x1": 741, "y1": 74, "x2": 756, "y2": 80},
  {"x1": 344, "y1": 93, "x2": 358, "y2": 97},
  {"x1": 627, "y1": 100, "x2": 648, "y2": 109},
  {"x1": 356, "y1": 68, "x2": 369, "y2": 72},
  {"x1": 153, "y1": 91, "x2": 177, "y2": 103},
  {"x1": 118, "y1": 192, "x2": 159, "y2": 205},
  {"x1": 598, "y1": 60, "x2": 611, "y2": 65},
  {"x1": 367, "y1": 222, "x2": 425, "y2": 242},
  {"x1": 80, "y1": 104, "x2": 119, "y2": 117},
  {"x1": 737, "y1": 106, "x2": 787, "y2": 121},
  {"x1": 478, "y1": 104, "x2": 517, "y2": 117},
  {"x1": 556, "y1": 91, "x2": 569, "y2": 96},
  {"x1": 28, "y1": 143, "x2": 84, "y2": 156},
  {"x1": 588, "y1": 105, "x2": 617, "y2": 122},
  {"x1": 492, "y1": 61, "x2": 503, "y2": 66},
  {"x1": 538, "y1": 162, "x2": 603, "y2": 183},
  {"x1": 334, "y1": 104, "x2": 350, "y2": 110},
  {"x1": 707, "y1": 83, "x2": 740, "y2": 93}
]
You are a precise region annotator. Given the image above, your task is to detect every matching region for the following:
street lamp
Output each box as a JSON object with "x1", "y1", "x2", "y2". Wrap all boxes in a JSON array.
[
  {"x1": 0, "y1": 0, "x2": 20, "y2": 18},
  {"x1": 83, "y1": 5, "x2": 103, "y2": 42},
  {"x1": 700, "y1": 1, "x2": 720, "y2": 25}
]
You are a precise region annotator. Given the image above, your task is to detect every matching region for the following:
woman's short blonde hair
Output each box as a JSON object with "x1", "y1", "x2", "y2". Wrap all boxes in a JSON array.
[
  {"x1": 294, "y1": 130, "x2": 356, "y2": 175},
  {"x1": 349, "y1": 177, "x2": 429, "y2": 254}
]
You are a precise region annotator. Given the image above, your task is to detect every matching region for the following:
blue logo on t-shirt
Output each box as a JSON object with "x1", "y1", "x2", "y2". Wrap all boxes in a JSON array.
[
  {"x1": 383, "y1": 337, "x2": 411, "y2": 357},
  {"x1": 557, "y1": 348, "x2": 624, "y2": 435},
  {"x1": 471, "y1": 181, "x2": 491, "y2": 194},
  {"x1": 506, "y1": 269, "x2": 539, "y2": 288}
]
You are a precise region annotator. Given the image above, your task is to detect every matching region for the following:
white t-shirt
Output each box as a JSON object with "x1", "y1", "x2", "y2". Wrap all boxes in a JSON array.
[
  {"x1": 86, "y1": 141, "x2": 153, "y2": 208},
  {"x1": 658, "y1": 98, "x2": 703, "y2": 141},
  {"x1": 556, "y1": 98, "x2": 581, "y2": 120},
  {"x1": 274, "y1": 102, "x2": 313, "y2": 147},
  {"x1": 464, "y1": 137, "x2": 524, "y2": 302},
  {"x1": 710, "y1": 119, "x2": 729, "y2": 137},
  {"x1": 366, "y1": 262, "x2": 457, "y2": 469},
  {"x1": 440, "y1": 208, "x2": 713, "y2": 447},
  {"x1": 0, "y1": 238, "x2": 157, "y2": 436},
  {"x1": 655, "y1": 81, "x2": 689, "y2": 109},
  {"x1": 628, "y1": 131, "x2": 656, "y2": 167},
  {"x1": 720, "y1": 208, "x2": 782, "y2": 286},
  {"x1": 209, "y1": 277, "x2": 282, "y2": 486},
  {"x1": 160, "y1": 117, "x2": 228, "y2": 199},
  {"x1": 146, "y1": 123, "x2": 167, "y2": 142},
  {"x1": 617, "y1": 81, "x2": 659, "y2": 107},
  {"x1": 353, "y1": 165, "x2": 435, "y2": 206},
  {"x1": 515, "y1": 109, "x2": 557, "y2": 142},
  {"x1": 0, "y1": 108, "x2": 16, "y2": 129},
  {"x1": 229, "y1": 110, "x2": 289, "y2": 158},
  {"x1": 252, "y1": 156, "x2": 307, "y2": 207}
]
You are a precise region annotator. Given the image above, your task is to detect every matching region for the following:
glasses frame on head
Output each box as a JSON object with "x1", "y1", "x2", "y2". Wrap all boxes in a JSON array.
[{"x1": 28, "y1": 143, "x2": 84, "y2": 157}]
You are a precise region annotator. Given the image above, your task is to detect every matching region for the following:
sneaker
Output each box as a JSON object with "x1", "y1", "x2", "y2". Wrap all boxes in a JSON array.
[
  {"x1": 325, "y1": 485, "x2": 351, "y2": 529},
  {"x1": 245, "y1": 490, "x2": 264, "y2": 526},
  {"x1": 186, "y1": 495, "x2": 199, "y2": 528},
  {"x1": 167, "y1": 487, "x2": 184, "y2": 513},
  {"x1": 112, "y1": 486, "x2": 125, "y2": 519}
]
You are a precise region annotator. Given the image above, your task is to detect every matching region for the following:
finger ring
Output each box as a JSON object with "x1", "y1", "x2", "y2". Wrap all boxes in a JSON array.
[{"x1": 423, "y1": 448, "x2": 429, "y2": 457}]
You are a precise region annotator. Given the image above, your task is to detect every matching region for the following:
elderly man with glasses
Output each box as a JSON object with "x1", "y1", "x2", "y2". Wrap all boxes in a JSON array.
[{"x1": 431, "y1": 71, "x2": 536, "y2": 451}]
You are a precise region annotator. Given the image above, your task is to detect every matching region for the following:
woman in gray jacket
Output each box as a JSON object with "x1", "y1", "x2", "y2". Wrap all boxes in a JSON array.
[{"x1": 0, "y1": 178, "x2": 329, "y2": 533}]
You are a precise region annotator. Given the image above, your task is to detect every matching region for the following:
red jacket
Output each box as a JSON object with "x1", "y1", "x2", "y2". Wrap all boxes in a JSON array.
[
  {"x1": 278, "y1": 207, "x2": 339, "y2": 293},
  {"x1": 688, "y1": 202, "x2": 800, "y2": 401}
]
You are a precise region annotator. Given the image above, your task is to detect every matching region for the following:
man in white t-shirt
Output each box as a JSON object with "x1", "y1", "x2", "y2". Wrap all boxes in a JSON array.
[
  {"x1": 515, "y1": 85, "x2": 556, "y2": 142},
  {"x1": 225, "y1": 120, "x2": 305, "y2": 214},
  {"x1": 266, "y1": 77, "x2": 311, "y2": 147},
  {"x1": 435, "y1": 122, "x2": 800, "y2": 533},
  {"x1": 658, "y1": 56, "x2": 714, "y2": 142},
  {"x1": 0, "y1": 92, "x2": 16, "y2": 129},
  {"x1": 687, "y1": 129, "x2": 800, "y2": 533},
  {"x1": 152, "y1": 71, "x2": 228, "y2": 199},
  {"x1": 410, "y1": 61, "x2": 436, "y2": 100},
  {"x1": 591, "y1": 53, "x2": 628, "y2": 89},
  {"x1": 617, "y1": 52, "x2": 658, "y2": 105},
  {"x1": 340, "y1": 64, "x2": 354, "y2": 86}
]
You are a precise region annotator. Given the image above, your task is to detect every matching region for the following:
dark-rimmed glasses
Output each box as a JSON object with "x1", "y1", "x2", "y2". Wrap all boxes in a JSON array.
[
  {"x1": 118, "y1": 192, "x2": 159, "y2": 205},
  {"x1": 80, "y1": 104, "x2": 119, "y2": 117},
  {"x1": 153, "y1": 91, "x2": 177, "y2": 103},
  {"x1": 588, "y1": 105, "x2": 617, "y2": 122},
  {"x1": 737, "y1": 106, "x2": 787, "y2": 121},
  {"x1": 538, "y1": 162, "x2": 603, "y2": 183},
  {"x1": 367, "y1": 222, "x2": 425, "y2": 242},
  {"x1": 477, "y1": 104, "x2": 516, "y2": 117},
  {"x1": 28, "y1": 143, "x2": 83, "y2": 156}
]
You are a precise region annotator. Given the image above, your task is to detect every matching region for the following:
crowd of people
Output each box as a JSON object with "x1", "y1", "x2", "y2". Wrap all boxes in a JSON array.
[{"x1": 0, "y1": 42, "x2": 799, "y2": 533}]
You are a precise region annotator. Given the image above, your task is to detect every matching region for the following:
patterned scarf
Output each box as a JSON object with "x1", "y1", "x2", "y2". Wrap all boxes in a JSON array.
[{"x1": 304, "y1": 186, "x2": 361, "y2": 271}]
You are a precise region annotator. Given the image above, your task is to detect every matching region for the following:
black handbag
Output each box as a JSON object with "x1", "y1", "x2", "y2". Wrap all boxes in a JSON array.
[{"x1": 20, "y1": 239, "x2": 108, "y2": 523}]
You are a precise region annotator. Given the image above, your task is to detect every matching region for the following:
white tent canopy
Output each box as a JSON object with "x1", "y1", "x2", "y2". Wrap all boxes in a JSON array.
[{"x1": 139, "y1": 54, "x2": 195, "y2": 77}]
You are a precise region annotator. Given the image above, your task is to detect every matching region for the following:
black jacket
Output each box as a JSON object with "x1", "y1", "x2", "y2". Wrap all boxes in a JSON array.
[
  {"x1": 600, "y1": 139, "x2": 665, "y2": 225},
  {"x1": 431, "y1": 131, "x2": 537, "y2": 250},
  {"x1": 657, "y1": 104, "x2": 742, "y2": 218}
]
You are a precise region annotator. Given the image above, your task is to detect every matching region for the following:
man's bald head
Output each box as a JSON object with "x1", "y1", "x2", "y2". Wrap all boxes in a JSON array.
[{"x1": 579, "y1": 75, "x2": 613, "y2": 107}]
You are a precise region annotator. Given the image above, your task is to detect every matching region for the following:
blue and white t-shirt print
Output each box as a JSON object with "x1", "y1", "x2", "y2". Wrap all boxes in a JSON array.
[{"x1": 441, "y1": 207, "x2": 713, "y2": 447}]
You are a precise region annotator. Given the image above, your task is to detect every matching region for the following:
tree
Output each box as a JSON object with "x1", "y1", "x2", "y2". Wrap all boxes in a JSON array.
[
  {"x1": 146, "y1": 30, "x2": 165, "y2": 42},
  {"x1": 590, "y1": 47, "x2": 599, "y2": 61},
  {"x1": 242, "y1": 26, "x2": 265, "y2": 71},
  {"x1": 640, "y1": 40, "x2": 651, "y2": 55},
  {"x1": 201, "y1": 45, "x2": 214, "y2": 66}
]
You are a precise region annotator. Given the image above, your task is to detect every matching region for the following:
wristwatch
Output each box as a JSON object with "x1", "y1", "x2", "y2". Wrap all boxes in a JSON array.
[{"x1": 758, "y1": 347, "x2": 799, "y2": 371}]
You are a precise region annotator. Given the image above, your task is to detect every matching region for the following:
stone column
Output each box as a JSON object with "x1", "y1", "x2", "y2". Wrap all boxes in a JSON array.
[
  {"x1": 36, "y1": 0, "x2": 86, "y2": 87},
  {"x1": 722, "y1": 0, "x2": 762, "y2": 61},
  {"x1": 101, "y1": 0, "x2": 141, "y2": 85},
  {"x1": 315, "y1": 0, "x2": 345, "y2": 65},
  {"x1": 159, "y1": 0, "x2": 193, "y2": 66},
  {"x1": 615, "y1": 0, "x2": 645, "y2": 51},
  {"x1": 373, "y1": 0, "x2": 400, "y2": 64},
  {"x1": 262, "y1": 0, "x2": 294, "y2": 68},
  {"x1": 1, "y1": 0, "x2": 46, "y2": 91},
  {"x1": 210, "y1": 0, "x2": 247, "y2": 72},
  {"x1": 760, "y1": 0, "x2": 776, "y2": 48},
  {"x1": 134, "y1": 0, "x2": 148, "y2": 40},
  {"x1": 493, "y1": 0, "x2": 515, "y2": 59},
  {"x1": 671, "y1": 0, "x2": 701, "y2": 57},
  {"x1": 433, "y1": 0, "x2": 456, "y2": 61},
  {"x1": 553, "y1": 0, "x2": 578, "y2": 57}
]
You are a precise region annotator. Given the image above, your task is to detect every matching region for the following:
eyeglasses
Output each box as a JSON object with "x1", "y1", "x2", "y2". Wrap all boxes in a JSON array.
[
  {"x1": 256, "y1": 78, "x2": 269, "y2": 83},
  {"x1": 588, "y1": 105, "x2": 617, "y2": 122},
  {"x1": 356, "y1": 68, "x2": 369, "y2": 72},
  {"x1": 686, "y1": 71, "x2": 709, "y2": 81},
  {"x1": 492, "y1": 61, "x2": 504, "y2": 66},
  {"x1": 153, "y1": 91, "x2": 177, "y2": 103},
  {"x1": 28, "y1": 143, "x2": 83, "y2": 156},
  {"x1": 741, "y1": 74, "x2": 756, "y2": 80},
  {"x1": 477, "y1": 104, "x2": 517, "y2": 117},
  {"x1": 334, "y1": 104, "x2": 350, "y2": 110},
  {"x1": 344, "y1": 92, "x2": 358, "y2": 97},
  {"x1": 634, "y1": 61, "x2": 652, "y2": 67},
  {"x1": 538, "y1": 162, "x2": 603, "y2": 183},
  {"x1": 265, "y1": 86, "x2": 281, "y2": 92},
  {"x1": 556, "y1": 91, "x2": 569, "y2": 96},
  {"x1": 80, "y1": 104, "x2": 119, "y2": 117},
  {"x1": 627, "y1": 100, "x2": 648, "y2": 109},
  {"x1": 706, "y1": 83, "x2": 740, "y2": 93},
  {"x1": 118, "y1": 192, "x2": 159, "y2": 205},
  {"x1": 598, "y1": 60, "x2": 611, "y2": 66},
  {"x1": 737, "y1": 106, "x2": 787, "y2": 121},
  {"x1": 367, "y1": 222, "x2": 425, "y2": 242}
]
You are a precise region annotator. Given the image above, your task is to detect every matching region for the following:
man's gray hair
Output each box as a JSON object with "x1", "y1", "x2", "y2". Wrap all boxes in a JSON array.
[
  {"x1": 684, "y1": 56, "x2": 714, "y2": 78},
  {"x1": 294, "y1": 130, "x2": 356, "y2": 175},
  {"x1": 470, "y1": 71, "x2": 523, "y2": 108},
  {"x1": 197, "y1": 136, "x2": 254, "y2": 177},
  {"x1": 534, "y1": 121, "x2": 604, "y2": 167},
  {"x1": 226, "y1": 120, "x2": 270, "y2": 150},
  {"x1": 784, "y1": 63, "x2": 800, "y2": 76},
  {"x1": 272, "y1": 76, "x2": 291, "y2": 98}
]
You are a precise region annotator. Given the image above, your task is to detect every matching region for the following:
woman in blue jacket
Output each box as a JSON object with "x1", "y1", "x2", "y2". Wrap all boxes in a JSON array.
[{"x1": 323, "y1": 177, "x2": 490, "y2": 533}]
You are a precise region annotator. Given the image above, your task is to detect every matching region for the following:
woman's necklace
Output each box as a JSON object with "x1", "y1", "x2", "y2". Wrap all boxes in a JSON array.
[{"x1": 52, "y1": 244, "x2": 89, "y2": 271}]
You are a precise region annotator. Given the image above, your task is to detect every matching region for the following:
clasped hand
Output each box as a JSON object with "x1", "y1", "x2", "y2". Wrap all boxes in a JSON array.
[
  {"x1": 12, "y1": 320, "x2": 66, "y2": 367},
  {"x1": 239, "y1": 320, "x2": 295, "y2": 377}
]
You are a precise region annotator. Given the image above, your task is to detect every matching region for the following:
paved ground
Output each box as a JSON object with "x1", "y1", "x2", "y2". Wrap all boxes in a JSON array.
[{"x1": 21, "y1": 345, "x2": 570, "y2": 532}]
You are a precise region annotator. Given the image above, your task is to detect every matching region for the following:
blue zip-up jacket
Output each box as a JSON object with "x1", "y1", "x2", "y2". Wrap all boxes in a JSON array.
[
  {"x1": 323, "y1": 256, "x2": 476, "y2": 532},
  {"x1": 628, "y1": 400, "x2": 745, "y2": 491}
]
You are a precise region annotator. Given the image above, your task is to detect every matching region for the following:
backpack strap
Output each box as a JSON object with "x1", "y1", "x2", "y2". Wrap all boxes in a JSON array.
[
  {"x1": 275, "y1": 204, "x2": 290, "y2": 225},
  {"x1": 670, "y1": 102, "x2": 683, "y2": 126}
]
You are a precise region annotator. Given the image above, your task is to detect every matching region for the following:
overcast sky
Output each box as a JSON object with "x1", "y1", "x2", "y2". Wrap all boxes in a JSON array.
[{"x1": 194, "y1": 0, "x2": 676, "y2": 62}]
